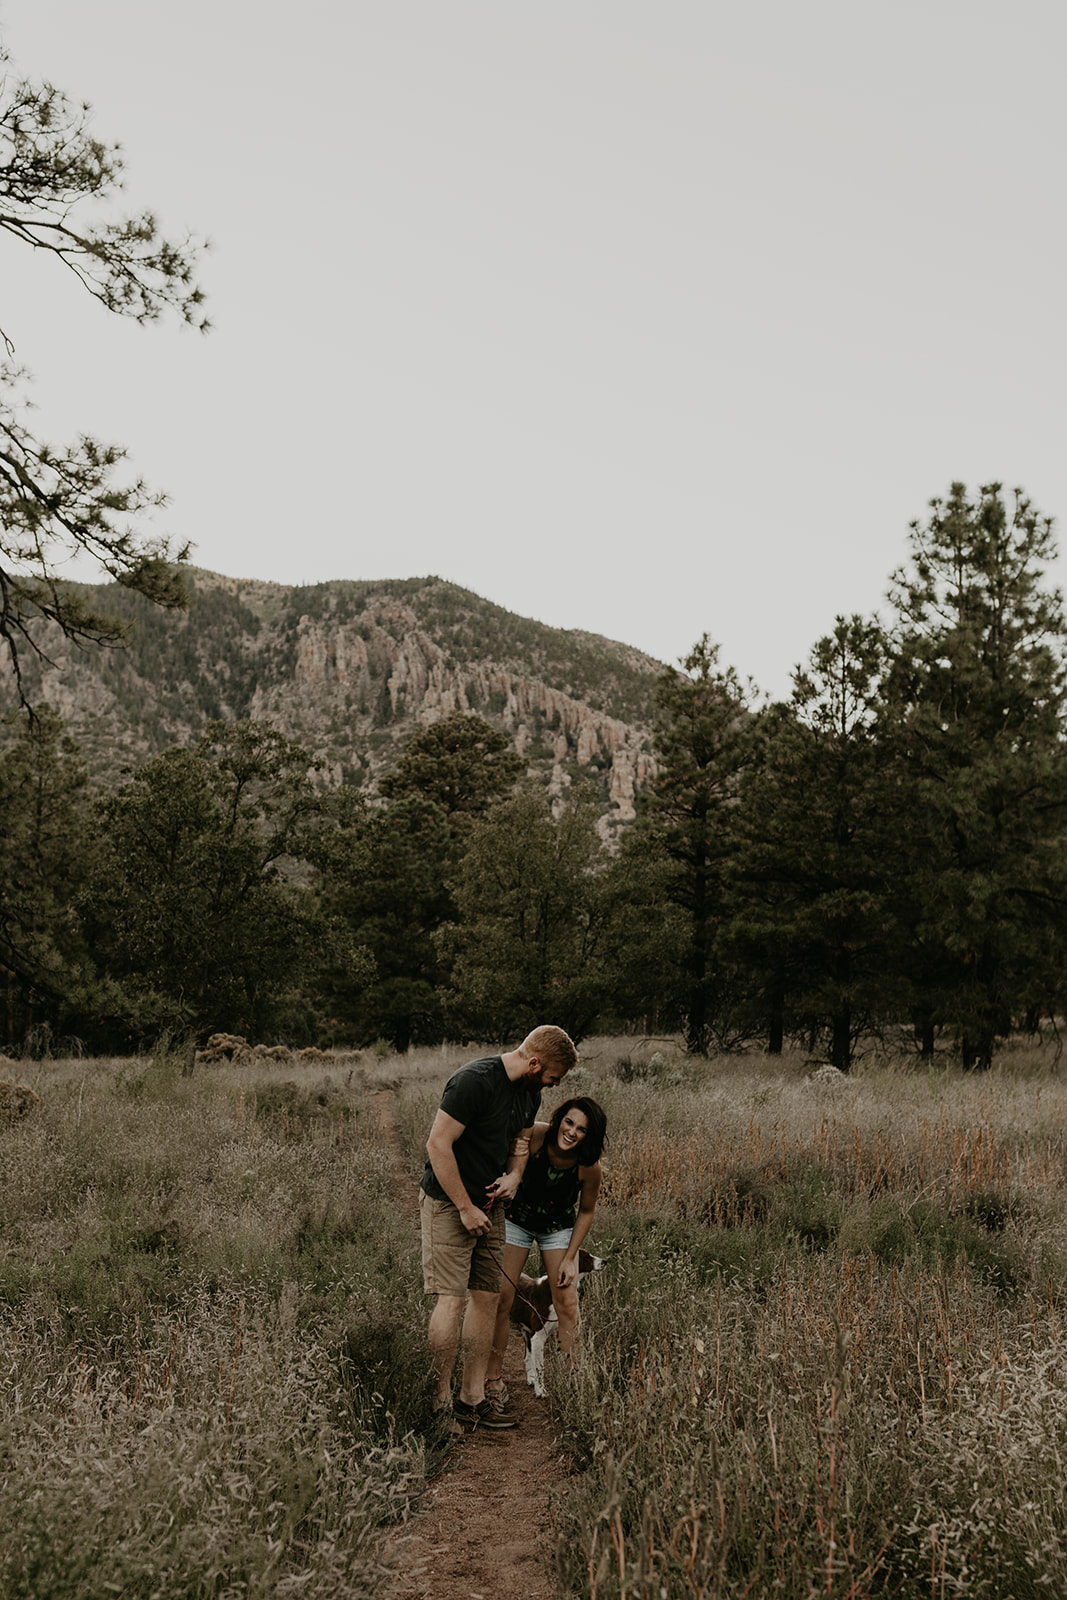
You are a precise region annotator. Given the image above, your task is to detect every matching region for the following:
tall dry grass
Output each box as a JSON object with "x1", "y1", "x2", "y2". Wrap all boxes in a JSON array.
[
  {"x1": 537, "y1": 1039, "x2": 1067, "y2": 1598},
  {"x1": 0, "y1": 1044, "x2": 442, "y2": 1597},
  {"x1": 8, "y1": 1033, "x2": 1067, "y2": 1596}
]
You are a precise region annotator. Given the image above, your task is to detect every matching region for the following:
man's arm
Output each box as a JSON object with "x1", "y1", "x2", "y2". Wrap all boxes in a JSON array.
[{"x1": 426, "y1": 1109, "x2": 492, "y2": 1236}]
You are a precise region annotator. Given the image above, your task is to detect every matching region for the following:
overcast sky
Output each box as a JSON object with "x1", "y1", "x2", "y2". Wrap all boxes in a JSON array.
[{"x1": 3, "y1": 2, "x2": 1065, "y2": 702}]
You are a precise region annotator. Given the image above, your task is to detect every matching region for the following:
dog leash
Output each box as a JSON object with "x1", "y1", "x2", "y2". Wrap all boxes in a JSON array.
[
  {"x1": 483, "y1": 1237, "x2": 549, "y2": 1325},
  {"x1": 481, "y1": 1197, "x2": 548, "y2": 1326}
]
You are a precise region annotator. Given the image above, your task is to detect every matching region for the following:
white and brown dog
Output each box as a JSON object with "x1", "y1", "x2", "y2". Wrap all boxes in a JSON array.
[{"x1": 507, "y1": 1248, "x2": 605, "y2": 1396}]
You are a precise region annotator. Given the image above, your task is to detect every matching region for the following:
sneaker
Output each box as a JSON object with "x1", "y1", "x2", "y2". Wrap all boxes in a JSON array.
[
  {"x1": 484, "y1": 1384, "x2": 516, "y2": 1421},
  {"x1": 485, "y1": 1378, "x2": 510, "y2": 1405},
  {"x1": 480, "y1": 1393, "x2": 519, "y2": 1425},
  {"x1": 453, "y1": 1396, "x2": 518, "y2": 1430}
]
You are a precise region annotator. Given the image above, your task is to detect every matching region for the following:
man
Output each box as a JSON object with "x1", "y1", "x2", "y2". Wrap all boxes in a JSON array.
[{"x1": 420, "y1": 1024, "x2": 578, "y2": 1429}]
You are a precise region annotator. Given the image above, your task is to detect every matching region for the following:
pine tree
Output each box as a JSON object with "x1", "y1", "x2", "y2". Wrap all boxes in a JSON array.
[
  {"x1": 730, "y1": 617, "x2": 905, "y2": 1069},
  {"x1": 378, "y1": 710, "x2": 522, "y2": 824},
  {"x1": 594, "y1": 819, "x2": 689, "y2": 1036},
  {"x1": 648, "y1": 637, "x2": 755, "y2": 1053},
  {"x1": 884, "y1": 483, "x2": 1067, "y2": 1067},
  {"x1": 324, "y1": 794, "x2": 453, "y2": 1051},
  {"x1": 0, "y1": 41, "x2": 206, "y2": 698},
  {"x1": 335, "y1": 711, "x2": 524, "y2": 1049},
  {"x1": 0, "y1": 706, "x2": 96, "y2": 1049},
  {"x1": 440, "y1": 785, "x2": 611, "y2": 1041},
  {"x1": 88, "y1": 722, "x2": 363, "y2": 1041}
]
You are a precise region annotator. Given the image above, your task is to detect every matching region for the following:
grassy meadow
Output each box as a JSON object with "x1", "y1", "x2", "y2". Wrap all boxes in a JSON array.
[
  {"x1": 0, "y1": 1042, "x2": 443, "y2": 1599},
  {"x1": 4, "y1": 1036, "x2": 1067, "y2": 1596}
]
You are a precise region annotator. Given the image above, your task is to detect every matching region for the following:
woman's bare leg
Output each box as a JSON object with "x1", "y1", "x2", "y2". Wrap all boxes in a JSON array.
[{"x1": 541, "y1": 1247, "x2": 580, "y2": 1355}]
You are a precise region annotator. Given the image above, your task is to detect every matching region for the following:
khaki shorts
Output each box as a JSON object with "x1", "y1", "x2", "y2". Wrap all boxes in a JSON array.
[{"x1": 419, "y1": 1191, "x2": 505, "y2": 1296}]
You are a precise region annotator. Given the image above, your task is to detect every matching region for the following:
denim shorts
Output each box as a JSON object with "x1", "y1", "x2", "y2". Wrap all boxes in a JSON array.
[{"x1": 505, "y1": 1218, "x2": 573, "y2": 1252}]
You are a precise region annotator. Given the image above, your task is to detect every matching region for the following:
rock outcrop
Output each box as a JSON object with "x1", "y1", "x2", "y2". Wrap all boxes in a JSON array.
[
  {"x1": 0, "y1": 570, "x2": 664, "y2": 830},
  {"x1": 248, "y1": 595, "x2": 657, "y2": 823}
]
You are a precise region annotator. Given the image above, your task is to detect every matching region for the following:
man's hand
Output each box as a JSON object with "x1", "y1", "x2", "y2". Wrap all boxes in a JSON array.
[{"x1": 458, "y1": 1202, "x2": 492, "y2": 1237}]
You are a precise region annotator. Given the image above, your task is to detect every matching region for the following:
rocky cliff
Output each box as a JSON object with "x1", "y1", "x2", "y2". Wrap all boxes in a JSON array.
[{"x1": 2, "y1": 569, "x2": 665, "y2": 826}]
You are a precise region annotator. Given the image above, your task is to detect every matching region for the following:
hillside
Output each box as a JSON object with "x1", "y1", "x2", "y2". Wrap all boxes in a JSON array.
[{"x1": 1, "y1": 570, "x2": 665, "y2": 823}]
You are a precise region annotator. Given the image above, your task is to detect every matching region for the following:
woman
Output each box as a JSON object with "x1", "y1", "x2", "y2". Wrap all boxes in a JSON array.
[{"x1": 485, "y1": 1095, "x2": 607, "y2": 1400}]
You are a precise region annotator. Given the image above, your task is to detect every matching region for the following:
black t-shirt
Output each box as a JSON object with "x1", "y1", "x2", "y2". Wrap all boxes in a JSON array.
[{"x1": 420, "y1": 1055, "x2": 541, "y2": 1207}]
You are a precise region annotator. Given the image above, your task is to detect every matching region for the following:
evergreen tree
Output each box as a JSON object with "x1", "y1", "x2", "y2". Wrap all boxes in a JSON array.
[
  {"x1": 594, "y1": 819, "x2": 689, "y2": 1035},
  {"x1": 730, "y1": 617, "x2": 905, "y2": 1069},
  {"x1": 0, "y1": 706, "x2": 98, "y2": 1049},
  {"x1": 648, "y1": 637, "x2": 755, "y2": 1053},
  {"x1": 440, "y1": 786, "x2": 611, "y2": 1041},
  {"x1": 323, "y1": 794, "x2": 452, "y2": 1051},
  {"x1": 0, "y1": 40, "x2": 206, "y2": 697},
  {"x1": 378, "y1": 710, "x2": 522, "y2": 824},
  {"x1": 88, "y1": 721, "x2": 365, "y2": 1042},
  {"x1": 884, "y1": 483, "x2": 1067, "y2": 1067},
  {"x1": 334, "y1": 711, "x2": 522, "y2": 1050}
]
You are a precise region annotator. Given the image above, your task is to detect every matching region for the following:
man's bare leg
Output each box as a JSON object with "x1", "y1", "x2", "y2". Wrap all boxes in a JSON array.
[
  {"x1": 457, "y1": 1288, "x2": 499, "y2": 1406},
  {"x1": 427, "y1": 1293, "x2": 466, "y2": 1408},
  {"x1": 487, "y1": 1243, "x2": 530, "y2": 1386}
]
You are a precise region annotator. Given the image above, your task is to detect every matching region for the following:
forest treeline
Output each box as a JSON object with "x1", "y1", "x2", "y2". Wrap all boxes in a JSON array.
[{"x1": 3, "y1": 481, "x2": 1067, "y2": 1071}]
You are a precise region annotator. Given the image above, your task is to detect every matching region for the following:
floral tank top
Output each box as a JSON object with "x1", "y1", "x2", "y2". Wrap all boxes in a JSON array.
[{"x1": 508, "y1": 1143, "x2": 582, "y2": 1235}]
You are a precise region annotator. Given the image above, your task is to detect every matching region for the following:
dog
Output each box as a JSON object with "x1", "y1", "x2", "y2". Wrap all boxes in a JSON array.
[{"x1": 507, "y1": 1247, "x2": 605, "y2": 1396}]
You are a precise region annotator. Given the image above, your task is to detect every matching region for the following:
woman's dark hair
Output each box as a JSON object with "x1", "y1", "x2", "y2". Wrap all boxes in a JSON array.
[{"x1": 547, "y1": 1096, "x2": 607, "y2": 1166}]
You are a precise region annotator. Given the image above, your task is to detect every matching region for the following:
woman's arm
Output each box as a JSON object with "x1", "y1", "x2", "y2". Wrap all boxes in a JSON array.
[
  {"x1": 487, "y1": 1120, "x2": 551, "y2": 1203},
  {"x1": 556, "y1": 1162, "x2": 602, "y2": 1287}
]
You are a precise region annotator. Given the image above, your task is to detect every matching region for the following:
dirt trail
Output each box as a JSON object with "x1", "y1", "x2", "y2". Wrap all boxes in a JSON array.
[{"x1": 373, "y1": 1091, "x2": 565, "y2": 1600}]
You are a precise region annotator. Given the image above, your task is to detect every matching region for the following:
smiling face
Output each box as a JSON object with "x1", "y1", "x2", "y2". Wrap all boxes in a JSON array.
[
  {"x1": 546, "y1": 1096, "x2": 606, "y2": 1166},
  {"x1": 554, "y1": 1106, "x2": 589, "y2": 1155}
]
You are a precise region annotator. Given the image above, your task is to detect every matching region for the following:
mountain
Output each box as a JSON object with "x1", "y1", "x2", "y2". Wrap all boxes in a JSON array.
[{"x1": 1, "y1": 569, "x2": 666, "y2": 824}]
